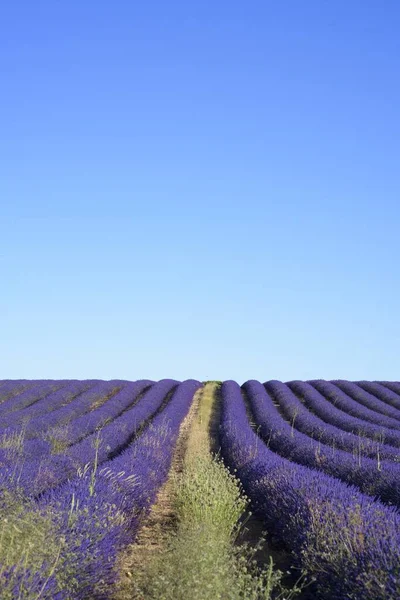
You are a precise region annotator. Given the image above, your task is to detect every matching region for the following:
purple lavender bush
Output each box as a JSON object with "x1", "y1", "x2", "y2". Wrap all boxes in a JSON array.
[
  {"x1": 332, "y1": 380, "x2": 400, "y2": 422},
  {"x1": 289, "y1": 379, "x2": 400, "y2": 448},
  {"x1": 219, "y1": 380, "x2": 400, "y2": 600},
  {"x1": 0, "y1": 378, "x2": 201, "y2": 599},
  {"x1": 268, "y1": 380, "x2": 400, "y2": 461},
  {"x1": 357, "y1": 381, "x2": 400, "y2": 410},
  {"x1": 310, "y1": 380, "x2": 400, "y2": 430},
  {"x1": 243, "y1": 380, "x2": 400, "y2": 507}
]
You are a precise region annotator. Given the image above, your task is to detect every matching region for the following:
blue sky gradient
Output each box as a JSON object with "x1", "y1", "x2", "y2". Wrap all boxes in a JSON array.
[{"x1": 1, "y1": 1, "x2": 400, "y2": 382}]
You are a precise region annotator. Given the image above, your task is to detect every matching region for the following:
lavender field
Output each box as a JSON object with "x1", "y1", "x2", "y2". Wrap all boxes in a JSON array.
[{"x1": 1, "y1": 379, "x2": 400, "y2": 599}]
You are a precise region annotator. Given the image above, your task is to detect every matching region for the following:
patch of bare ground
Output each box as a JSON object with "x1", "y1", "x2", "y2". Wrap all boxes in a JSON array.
[{"x1": 114, "y1": 386, "x2": 204, "y2": 600}]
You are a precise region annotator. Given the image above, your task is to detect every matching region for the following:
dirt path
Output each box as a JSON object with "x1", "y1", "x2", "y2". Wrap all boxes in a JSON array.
[{"x1": 114, "y1": 385, "x2": 204, "y2": 599}]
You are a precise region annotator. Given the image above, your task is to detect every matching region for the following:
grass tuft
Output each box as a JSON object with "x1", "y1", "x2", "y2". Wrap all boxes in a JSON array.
[{"x1": 0, "y1": 488, "x2": 66, "y2": 599}]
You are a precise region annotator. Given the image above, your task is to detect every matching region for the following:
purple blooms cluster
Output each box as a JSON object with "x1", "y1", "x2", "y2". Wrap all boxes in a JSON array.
[
  {"x1": 267, "y1": 380, "x2": 400, "y2": 461},
  {"x1": 0, "y1": 380, "x2": 152, "y2": 464},
  {"x1": 0, "y1": 380, "x2": 68, "y2": 417},
  {"x1": 0, "y1": 380, "x2": 39, "y2": 403},
  {"x1": 0, "y1": 380, "x2": 126, "y2": 440},
  {"x1": 0, "y1": 379, "x2": 97, "y2": 432},
  {"x1": 0, "y1": 378, "x2": 201, "y2": 599},
  {"x1": 1, "y1": 380, "x2": 178, "y2": 497},
  {"x1": 379, "y1": 381, "x2": 400, "y2": 397},
  {"x1": 219, "y1": 380, "x2": 400, "y2": 600},
  {"x1": 333, "y1": 379, "x2": 400, "y2": 421},
  {"x1": 357, "y1": 381, "x2": 400, "y2": 410},
  {"x1": 289, "y1": 380, "x2": 400, "y2": 448},
  {"x1": 243, "y1": 380, "x2": 400, "y2": 507},
  {"x1": 310, "y1": 380, "x2": 400, "y2": 430}
]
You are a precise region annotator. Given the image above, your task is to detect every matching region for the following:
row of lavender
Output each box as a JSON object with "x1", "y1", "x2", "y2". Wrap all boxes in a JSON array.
[
  {"x1": 219, "y1": 380, "x2": 400, "y2": 599},
  {"x1": 245, "y1": 381, "x2": 400, "y2": 506},
  {"x1": 0, "y1": 378, "x2": 202, "y2": 598}
]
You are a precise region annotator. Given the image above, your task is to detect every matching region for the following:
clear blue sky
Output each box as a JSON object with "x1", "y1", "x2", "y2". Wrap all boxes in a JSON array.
[{"x1": 1, "y1": 1, "x2": 400, "y2": 382}]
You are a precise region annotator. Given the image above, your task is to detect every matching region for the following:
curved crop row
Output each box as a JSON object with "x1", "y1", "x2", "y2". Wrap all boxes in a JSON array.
[
  {"x1": 1, "y1": 380, "x2": 202, "y2": 599},
  {"x1": 0, "y1": 379, "x2": 98, "y2": 431},
  {"x1": 0, "y1": 380, "x2": 39, "y2": 403},
  {"x1": 0, "y1": 380, "x2": 152, "y2": 462},
  {"x1": 219, "y1": 380, "x2": 400, "y2": 600},
  {"x1": 0, "y1": 380, "x2": 125, "y2": 442},
  {"x1": 3, "y1": 380, "x2": 178, "y2": 497},
  {"x1": 289, "y1": 380, "x2": 400, "y2": 449},
  {"x1": 310, "y1": 380, "x2": 400, "y2": 431},
  {"x1": 49, "y1": 379, "x2": 153, "y2": 450},
  {"x1": 266, "y1": 380, "x2": 400, "y2": 461},
  {"x1": 380, "y1": 381, "x2": 400, "y2": 396},
  {"x1": 333, "y1": 380, "x2": 400, "y2": 422},
  {"x1": 0, "y1": 380, "x2": 68, "y2": 416},
  {"x1": 357, "y1": 381, "x2": 400, "y2": 410},
  {"x1": 244, "y1": 380, "x2": 400, "y2": 507}
]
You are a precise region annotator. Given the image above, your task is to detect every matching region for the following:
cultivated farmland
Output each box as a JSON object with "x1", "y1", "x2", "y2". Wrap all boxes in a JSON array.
[{"x1": 1, "y1": 379, "x2": 400, "y2": 599}]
